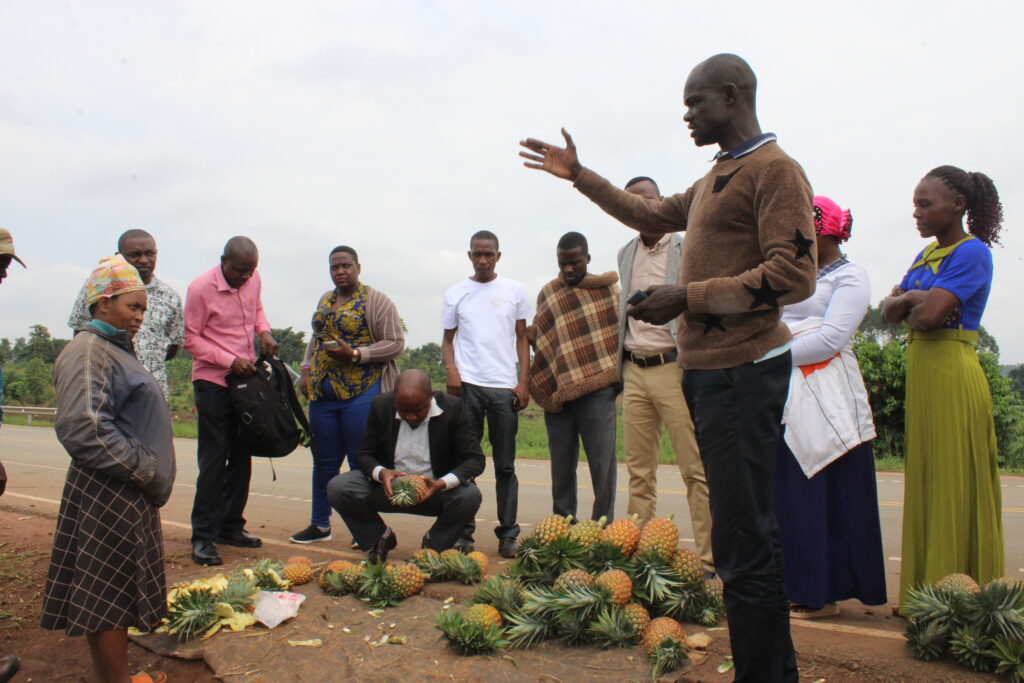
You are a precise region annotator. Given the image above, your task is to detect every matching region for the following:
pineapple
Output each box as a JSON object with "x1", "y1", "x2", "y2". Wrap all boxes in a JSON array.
[
  {"x1": 670, "y1": 547, "x2": 706, "y2": 586},
  {"x1": 600, "y1": 516, "x2": 640, "y2": 557},
  {"x1": 637, "y1": 515, "x2": 679, "y2": 562},
  {"x1": 319, "y1": 560, "x2": 354, "y2": 589},
  {"x1": 554, "y1": 569, "x2": 594, "y2": 592},
  {"x1": 989, "y1": 576, "x2": 1024, "y2": 591},
  {"x1": 936, "y1": 573, "x2": 981, "y2": 594},
  {"x1": 535, "y1": 535, "x2": 588, "y2": 578},
  {"x1": 216, "y1": 572, "x2": 258, "y2": 612},
  {"x1": 248, "y1": 558, "x2": 290, "y2": 590},
  {"x1": 442, "y1": 549, "x2": 487, "y2": 584},
  {"x1": 466, "y1": 551, "x2": 490, "y2": 578},
  {"x1": 642, "y1": 617, "x2": 689, "y2": 676},
  {"x1": 338, "y1": 562, "x2": 366, "y2": 594},
  {"x1": 623, "y1": 602, "x2": 652, "y2": 634},
  {"x1": 631, "y1": 548, "x2": 684, "y2": 605},
  {"x1": 533, "y1": 514, "x2": 572, "y2": 545},
  {"x1": 358, "y1": 561, "x2": 399, "y2": 608},
  {"x1": 409, "y1": 548, "x2": 449, "y2": 580},
  {"x1": 595, "y1": 569, "x2": 633, "y2": 606},
  {"x1": 588, "y1": 606, "x2": 641, "y2": 648},
  {"x1": 281, "y1": 562, "x2": 312, "y2": 586},
  {"x1": 166, "y1": 587, "x2": 218, "y2": 642},
  {"x1": 584, "y1": 540, "x2": 632, "y2": 575},
  {"x1": 465, "y1": 603, "x2": 503, "y2": 629},
  {"x1": 705, "y1": 576, "x2": 723, "y2": 602},
  {"x1": 389, "y1": 475, "x2": 429, "y2": 507},
  {"x1": 286, "y1": 555, "x2": 311, "y2": 566},
  {"x1": 567, "y1": 516, "x2": 606, "y2": 549},
  {"x1": 473, "y1": 576, "x2": 524, "y2": 617},
  {"x1": 390, "y1": 563, "x2": 426, "y2": 600}
]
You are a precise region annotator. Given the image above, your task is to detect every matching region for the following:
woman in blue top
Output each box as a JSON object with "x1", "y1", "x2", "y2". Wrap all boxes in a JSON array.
[{"x1": 882, "y1": 165, "x2": 1005, "y2": 612}]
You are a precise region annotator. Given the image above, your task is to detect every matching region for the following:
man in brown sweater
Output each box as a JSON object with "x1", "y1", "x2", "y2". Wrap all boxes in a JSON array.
[{"x1": 520, "y1": 54, "x2": 815, "y2": 682}]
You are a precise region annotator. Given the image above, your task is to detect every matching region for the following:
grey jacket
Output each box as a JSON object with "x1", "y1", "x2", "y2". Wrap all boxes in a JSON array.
[
  {"x1": 53, "y1": 326, "x2": 176, "y2": 506},
  {"x1": 616, "y1": 233, "x2": 684, "y2": 377}
]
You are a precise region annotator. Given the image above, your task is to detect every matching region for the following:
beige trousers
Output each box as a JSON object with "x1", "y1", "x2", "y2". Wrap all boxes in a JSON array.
[{"x1": 622, "y1": 360, "x2": 714, "y2": 569}]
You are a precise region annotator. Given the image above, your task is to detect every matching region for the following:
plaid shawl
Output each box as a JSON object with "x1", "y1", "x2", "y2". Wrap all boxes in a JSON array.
[{"x1": 528, "y1": 271, "x2": 620, "y2": 413}]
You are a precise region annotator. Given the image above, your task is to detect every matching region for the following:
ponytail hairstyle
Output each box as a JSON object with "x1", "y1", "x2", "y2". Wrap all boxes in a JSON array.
[{"x1": 925, "y1": 165, "x2": 1004, "y2": 246}]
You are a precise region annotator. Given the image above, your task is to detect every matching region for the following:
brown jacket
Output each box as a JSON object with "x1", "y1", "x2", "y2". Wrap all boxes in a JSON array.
[{"x1": 574, "y1": 141, "x2": 816, "y2": 370}]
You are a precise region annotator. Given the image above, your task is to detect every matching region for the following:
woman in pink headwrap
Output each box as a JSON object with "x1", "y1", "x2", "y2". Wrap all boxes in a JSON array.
[
  {"x1": 773, "y1": 196, "x2": 887, "y2": 618},
  {"x1": 41, "y1": 255, "x2": 175, "y2": 683}
]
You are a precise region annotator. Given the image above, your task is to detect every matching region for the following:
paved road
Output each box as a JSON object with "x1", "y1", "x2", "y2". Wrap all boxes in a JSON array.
[{"x1": 3, "y1": 422, "x2": 1023, "y2": 609}]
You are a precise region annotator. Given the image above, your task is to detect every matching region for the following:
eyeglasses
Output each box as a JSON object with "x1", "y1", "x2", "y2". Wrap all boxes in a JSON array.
[{"x1": 123, "y1": 250, "x2": 157, "y2": 260}]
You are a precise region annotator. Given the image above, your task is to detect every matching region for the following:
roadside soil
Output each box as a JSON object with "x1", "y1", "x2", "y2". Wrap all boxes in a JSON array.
[{"x1": 0, "y1": 505, "x2": 999, "y2": 682}]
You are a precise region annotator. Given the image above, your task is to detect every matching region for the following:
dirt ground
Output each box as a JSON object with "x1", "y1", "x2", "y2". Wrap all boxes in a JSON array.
[{"x1": 0, "y1": 504, "x2": 1000, "y2": 682}]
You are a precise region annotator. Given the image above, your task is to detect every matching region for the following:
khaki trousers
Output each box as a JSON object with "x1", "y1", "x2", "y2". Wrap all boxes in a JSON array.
[{"x1": 622, "y1": 360, "x2": 713, "y2": 569}]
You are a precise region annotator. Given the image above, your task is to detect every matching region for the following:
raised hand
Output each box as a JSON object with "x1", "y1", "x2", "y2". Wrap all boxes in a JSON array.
[{"x1": 519, "y1": 128, "x2": 583, "y2": 181}]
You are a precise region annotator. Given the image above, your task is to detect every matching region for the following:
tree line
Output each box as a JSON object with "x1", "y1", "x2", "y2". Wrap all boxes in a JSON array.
[{"x1": 2, "y1": 316, "x2": 1022, "y2": 468}]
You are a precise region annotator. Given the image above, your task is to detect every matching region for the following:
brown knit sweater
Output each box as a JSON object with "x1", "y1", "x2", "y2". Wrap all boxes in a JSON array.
[{"x1": 574, "y1": 142, "x2": 816, "y2": 370}]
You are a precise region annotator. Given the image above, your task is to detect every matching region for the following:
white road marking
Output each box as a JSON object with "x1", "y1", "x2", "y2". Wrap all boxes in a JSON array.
[{"x1": 888, "y1": 557, "x2": 902, "y2": 562}]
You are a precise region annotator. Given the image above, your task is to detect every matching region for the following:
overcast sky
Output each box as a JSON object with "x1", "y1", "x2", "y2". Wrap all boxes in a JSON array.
[{"x1": 2, "y1": 1, "x2": 1022, "y2": 362}]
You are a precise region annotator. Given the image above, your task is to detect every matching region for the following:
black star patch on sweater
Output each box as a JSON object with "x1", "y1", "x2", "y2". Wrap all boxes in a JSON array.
[
  {"x1": 712, "y1": 167, "x2": 742, "y2": 193},
  {"x1": 745, "y1": 274, "x2": 790, "y2": 310},
  {"x1": 787, "y1": 230, "x2": 814, "y2": 260},
  {"x1": 702, "y1": 314, "x2": 726, "y2": 335}
]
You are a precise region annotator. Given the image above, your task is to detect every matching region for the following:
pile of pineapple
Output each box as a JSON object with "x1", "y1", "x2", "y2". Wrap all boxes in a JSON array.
[
  {"x1": 435, "y1": 514, "x2": 722, "y2": 677},
  {"x1": 163, "y1": 556, "x2": 311, "y2": 642},
  {"x1": 904, "y1": 573, "x2": 1024, "y2": 679},
  {"x1": 317, "y1": 548, "x2": 489, "y2": 607}
]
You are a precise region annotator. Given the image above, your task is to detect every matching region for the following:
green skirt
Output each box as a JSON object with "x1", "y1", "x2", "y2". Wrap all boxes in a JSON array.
[{"x1": 899, "y1": 328, "x2": 1004, "y2": 610}]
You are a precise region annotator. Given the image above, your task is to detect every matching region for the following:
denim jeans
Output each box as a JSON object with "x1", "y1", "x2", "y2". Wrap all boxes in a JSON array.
[
  {"x1": 307, "y1": 378, "x2": 381, "y2": 528},
  {"x1": 683, "y1": 352, "x2": 797, "y2": 682},
  {"x1": 543, "y1": 385, "x2": 617, "y2": 521},
  {"x1": 459, "y1": 382, "x2": 520, "y2": 541}
]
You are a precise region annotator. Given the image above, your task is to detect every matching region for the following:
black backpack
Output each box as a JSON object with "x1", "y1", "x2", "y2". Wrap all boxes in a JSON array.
[{"x1": 227, "y1": 355, "x2": 311, "y2": 458}]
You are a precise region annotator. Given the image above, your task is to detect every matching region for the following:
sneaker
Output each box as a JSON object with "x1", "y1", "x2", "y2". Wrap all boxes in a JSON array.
[
  {"x1": 498, "y1": 537, "x2": 518, "y2": 558},
  {"x1": 290, "y1": 525, "x2": 332, "y2": 544}
]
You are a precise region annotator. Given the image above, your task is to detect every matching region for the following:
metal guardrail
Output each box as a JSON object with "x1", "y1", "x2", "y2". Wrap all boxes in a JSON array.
[{"x1": 1, "y1": 405, "x2": 57, "y2": 425}]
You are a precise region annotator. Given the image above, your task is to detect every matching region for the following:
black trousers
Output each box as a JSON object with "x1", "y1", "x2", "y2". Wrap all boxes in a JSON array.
[
  {"x1": 190, "y1": 380, "x2": 252, "y2": 542},
  {"x1": 683, "y1": 352, "x2": 798, "y2": 683},
  {"x1": 326, "y1": 469, "x2": 482, "y2": 551},
  {"x1": 460, "y1": 382, "x2": 520, "y2": 542}
]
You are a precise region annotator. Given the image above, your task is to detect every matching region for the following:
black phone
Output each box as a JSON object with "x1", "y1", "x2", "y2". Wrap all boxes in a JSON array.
[{"x1": 627, "y1": 289, "x2": 650, "y2": 306}]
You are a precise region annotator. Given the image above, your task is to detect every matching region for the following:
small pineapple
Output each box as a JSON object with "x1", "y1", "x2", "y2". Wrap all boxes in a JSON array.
[
  {"x1": 389, "y1": 475, "x2": 429, "y2": 507},
  {"x1": 705, "y1": 575, "x2": 724, "y2": 602},
  {"x1": 936, "y1": 573, "x2": 981, "y2": 594},
  {"x1": 357, "y1": 561, "x2": 399, "y2": 608},
  {"x1": 409, "y1": 548, "x2": 449, "y2": 580},
  {"x1": 596, "y1": 569, "x2": 633, "y2": 606},
  {"x1": 637, "y1": 515, "x2": 679, "y2": 562},
  {"x1": 554, "y1": 569, "x2": 594, "y2": 592},
  {"x1": 390, "y1": 563, "x2": 426, "y2": 600},
  {"x1": 319, "y1": 560, "x2": 355, "y2": 589},
  {"x1": 281, "y1": 562, "x2": 312, "y2": 586},
  {"x1": 567, "y1": 516, "x2": 606, "y2": 549},
  {"x1": 670, "y1": 547, "x2": 706, "y2": 585},
  {"x1": 467, "y1": 551, "x2": 490, "y2": 578},
  {"x1": 166, "y1": 587, "x2": 218, "y2": 642},
  {"x1": 600, "y1": 516, "x2": 640, "y2": 557},
  {"x1": 338, "y1": 562, "x2": 366, "y2": 594},
  {"x1": 286, "y1": 555, "x2": 312, "y2": 566},
  {"x1": 465, "y1": 603, "x2": 503, "y2": 629},
  {"x1": 588, "y1": 606, "x2": 641, "y2": 648},
  {"x1": 623, "y1": 602, "x2": 652, "y2": 634},
  {"x1": 989, "y1": 576, "x2": 1024, "y2": 591},
  {"x1": 533, "y1": 514, "x2": 572, "y2": 546},
  {"x1": 642, "y1": 617, "x2": 689, "y2": 677}
]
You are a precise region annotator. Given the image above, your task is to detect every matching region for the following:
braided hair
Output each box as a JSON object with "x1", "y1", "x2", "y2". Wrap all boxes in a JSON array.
[{"x1": 925, "y1": 165, "x2": 1004, "y2": 246}]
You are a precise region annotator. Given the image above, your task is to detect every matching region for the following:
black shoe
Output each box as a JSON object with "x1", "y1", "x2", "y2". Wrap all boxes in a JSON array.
[
  {"x1": 452, "y1": 539, "x2": 475, "y2": 554},
  {"x1": 216, "y1": 529, "x2": 263, "y2": 548},
  {"x1": 498, "y1": 537, "x2": 518, "y2": 558},
  {"x1": 421, "y1": 532, "x2": 431, "y2": 550},
  {"x1": 290, "y1": 525, "x2": 332, "y2": 544},
  {"x1": 192, "y1": 539, "x2": 223, "y2": 566},
  {"x1": 0, "y1": 655, "x2": 20, "y2": 683},
  {"x1": 367, "y1": 527, "x2": 397, "y2": 564}
]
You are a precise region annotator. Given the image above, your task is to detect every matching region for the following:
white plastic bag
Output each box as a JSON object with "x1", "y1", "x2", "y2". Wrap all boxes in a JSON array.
[{"x1": 253, "y1": 590, "x2": 306, "y2": 628}]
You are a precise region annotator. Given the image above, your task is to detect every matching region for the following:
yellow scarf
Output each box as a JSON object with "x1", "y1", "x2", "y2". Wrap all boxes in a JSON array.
[{"x1": 910, "y1": 235, "x2": 974, "y2": 274}]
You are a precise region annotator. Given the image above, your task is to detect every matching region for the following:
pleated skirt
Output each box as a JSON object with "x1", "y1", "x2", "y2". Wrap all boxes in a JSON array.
[
  {"x1": 774, "y1": 433, "x2": 888, "y2": 608},
  {"x1": 899, "y1": 329, "x2": 1004, "y2": 610},
  {"x1": 40, "y1": 464, "x2": 167, "y2": 637}
]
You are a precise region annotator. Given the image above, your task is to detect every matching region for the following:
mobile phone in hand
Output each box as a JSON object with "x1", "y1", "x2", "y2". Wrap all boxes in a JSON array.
[
  {"x1": 322, "y1": 338, "x2": 340, "y2": 350},
  {"x1": 627, "y1": 289, "x2": 650, "y2": 306}
]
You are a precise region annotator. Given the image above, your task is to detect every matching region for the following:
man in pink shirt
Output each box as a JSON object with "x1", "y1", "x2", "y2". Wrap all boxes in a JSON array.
[{"x1": 184, "y1": 236, "x2": 279, "y2": 566}]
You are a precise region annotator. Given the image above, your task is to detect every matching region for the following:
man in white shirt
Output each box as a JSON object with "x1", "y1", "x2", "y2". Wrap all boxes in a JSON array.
[
  {"x1": 441, "y1": 230, "x2": 531, "y2": 557},
  {"x1": 616, "y1": 176, "x2": 713, "y2": 574},
  {"x1": 326, "y1": 370, "x2": 485, "y2": 562}
]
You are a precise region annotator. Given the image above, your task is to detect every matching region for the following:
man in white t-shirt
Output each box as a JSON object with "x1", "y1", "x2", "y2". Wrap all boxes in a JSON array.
[{"x1": 441, "y1": 230, "x2": 532, "y2": 558}]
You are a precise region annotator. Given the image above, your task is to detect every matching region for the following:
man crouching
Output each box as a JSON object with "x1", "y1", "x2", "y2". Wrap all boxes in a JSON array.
[{"x1": 327, "y1": 369, "x2": 485, "y2": 562}]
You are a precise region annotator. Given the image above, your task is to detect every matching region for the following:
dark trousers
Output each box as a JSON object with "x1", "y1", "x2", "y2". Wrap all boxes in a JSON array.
[
  {"x1": 191, "y1": 380, "x2": 252, "y2": 541},
  {"x1": 683, "y1": 352, "x2": 797, "y2": 682},
  {"x1": 307, "y1": 378, "x2": 380, "y2": 528},
  {"x1": 544, "y1": 385, "x2": 617, "y2": 521},
  {"x1": 460, "y1": 382, "x2": 519, "y2": 542},
  {"x1": 326, "y1": 469, "x2": 482, "y2": 551}
]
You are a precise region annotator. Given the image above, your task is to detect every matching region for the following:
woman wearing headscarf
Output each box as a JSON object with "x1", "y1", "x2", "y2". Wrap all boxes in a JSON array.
[
  {"x1": 774, "y1": 196, "x2": 887, "y2": 618},
  {"x1": 290, "y1": 245, "x2": 404, "y2": 546},
  {"x1": 40, "y1": 255, "x2": 175, "y2": 683},
  {"x1": 883, "y1": 166, "x2": 1005, "y2": 612}
]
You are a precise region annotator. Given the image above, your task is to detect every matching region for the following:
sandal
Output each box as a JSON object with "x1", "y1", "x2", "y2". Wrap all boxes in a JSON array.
[
  {"x1": 130, "y1": 673, "x2": 168, "y2": 683},
  {"x1": 789, "y1": 602, "x2": 840, "y2": 619}
]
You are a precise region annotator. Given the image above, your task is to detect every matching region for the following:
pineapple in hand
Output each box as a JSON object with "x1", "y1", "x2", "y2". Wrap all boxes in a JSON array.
[{"x1": 388, "y1": 474, "x2": 430, "y2": 508}]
